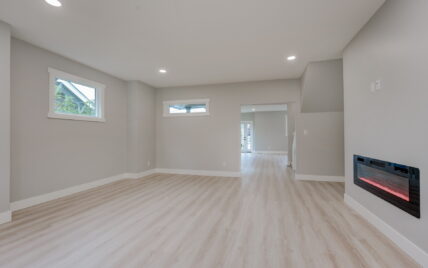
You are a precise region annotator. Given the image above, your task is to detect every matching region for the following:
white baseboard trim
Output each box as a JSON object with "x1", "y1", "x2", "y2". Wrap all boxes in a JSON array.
[
  {"x1": 295, "y1": 173, "x2": 345, "y2": 182},
  {"x1": 10, "y1": 173, "x2": 127, "y2": 212},
  {"x1": 254, "y1": 151, "x2": 287, "y2": 154},
  {"x1": 0, "y1": 210, "x2": 11, "y2": 225},
  {"x1": 123, "y1": 169, "x2": 157, "y2": 179},
  {"x1": 344, "y1": 194, "x2": 428, "y2": 267},
  {"x1": 9, "y1": 168, "x2": 238, "y2": 212},
  {"x1": 155, "y1": 168, "x2": 241, "y2": 178}
]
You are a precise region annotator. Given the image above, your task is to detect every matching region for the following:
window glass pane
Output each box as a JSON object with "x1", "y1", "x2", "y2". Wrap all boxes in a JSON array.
[
  {"x1": 169, "y1": 104, "x2": 207, "y2": 114},
  {"x1": 169, "y1": 105, "x2": 187, "y2": 114},
  {"x1": 55, "y1": 78, "x2": 97, "y2": 117},
  {"x1": 190, "y1": 104, "x2": 207, "y2": 113}
]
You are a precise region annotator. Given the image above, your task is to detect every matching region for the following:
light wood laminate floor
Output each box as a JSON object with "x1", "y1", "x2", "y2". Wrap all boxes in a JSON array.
[{"x1": 0, "y1": 154, "x2": 418, "y2": 267}]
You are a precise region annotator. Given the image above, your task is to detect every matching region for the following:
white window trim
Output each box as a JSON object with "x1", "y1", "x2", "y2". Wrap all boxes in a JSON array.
[
  {"x1": 163, "y1": 99, "x2": 210, "y2": 117},
  {"x1": 48, "y1": 68, "x2": 106, "y2": 122}
]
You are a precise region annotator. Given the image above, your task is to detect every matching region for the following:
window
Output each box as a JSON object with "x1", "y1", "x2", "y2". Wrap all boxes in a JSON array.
[
  {"x1": 48, "y1": 68, "x2": 105, "y2": 122},
  {"x1": 163, "y1": 99, "x2": 210, "y2": 117}
]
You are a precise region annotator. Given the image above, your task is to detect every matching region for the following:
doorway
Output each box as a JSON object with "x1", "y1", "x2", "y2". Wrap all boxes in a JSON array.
[{"x1": 240, "y1": 104, "x2": 289, "y2": 171}]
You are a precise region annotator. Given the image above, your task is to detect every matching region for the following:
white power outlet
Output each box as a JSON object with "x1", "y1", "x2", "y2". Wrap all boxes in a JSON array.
[
  {"x1": 222, "y1": 161, "x2": 227, "y2": 167},
  {"x1": 147, "y1": 160, "x2": 151, "y2": 167}
]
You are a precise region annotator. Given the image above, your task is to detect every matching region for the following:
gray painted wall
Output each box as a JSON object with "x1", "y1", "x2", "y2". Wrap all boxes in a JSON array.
[
  {"x1": 295, "y1": 59, "x2": 345, "y2": 177},
  {"x1": 156, "y1": 80, "x2": 300, "y2": 172},
  {"x1": 301, "y1": 59, "x2": 343, "y2": 113},
  {"x1": 240, "y1": 112, "x2": 254, "y2": 122},
  {"x1": 11, "y1": 39, "x2": 128, "y2": 201},
  {"x1": 344, "y1": 0, "x2": 428, "y2": 252},
  {"x1": 254, "y1": 111, "x2": 287, "y2": 152},
  {"x1": 0, "y1": 22, "x2": 10, "y2": 213},
  {"x1": 296, "y1": 112, "x2": 344, "y2": 176},
  {"x1": 127, "y1": 81, "x2": 156, "y2": 173}
]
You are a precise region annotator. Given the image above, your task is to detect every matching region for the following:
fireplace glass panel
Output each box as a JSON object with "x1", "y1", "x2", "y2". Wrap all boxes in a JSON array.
[
  {"x1": 356, "y1": 164, "x2": 409, "y2": 201},
  {"x1": 354, "y1": 155, "x2": 420, "y2": 218}
]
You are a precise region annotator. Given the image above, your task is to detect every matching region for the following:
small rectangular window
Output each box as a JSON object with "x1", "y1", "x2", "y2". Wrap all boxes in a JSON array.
[
  {"x1": 163, "y1": 99, "x2": 210, "y2": 117},
  {"x1": 48, "y1": 68, "x2": 105, "y2": 122}
]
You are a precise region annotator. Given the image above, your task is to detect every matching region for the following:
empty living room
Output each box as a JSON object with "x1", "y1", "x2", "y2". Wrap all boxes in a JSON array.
[{"x1": 0, "y1": 0, "x2": 427, "y2": 267}]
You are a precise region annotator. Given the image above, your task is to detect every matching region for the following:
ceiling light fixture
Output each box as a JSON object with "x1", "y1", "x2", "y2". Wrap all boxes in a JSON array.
[
  {"x1": 159, "y1": 69, "x2": 167, "y2": 74},
  {"x1": 252, "y1": 108, "x2": 256, "y2": 112},
  {"x1": 45, "y1": 0, "x2": 62, "y2": 7},
  {"x1": 287, "y1": 55, "x2": 297, "y2": 61}
]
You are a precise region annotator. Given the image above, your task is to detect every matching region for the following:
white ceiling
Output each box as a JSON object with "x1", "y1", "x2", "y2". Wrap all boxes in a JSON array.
[
  {"x1": 0, "y1": 0, "x2": 384, "y2": 88},
  {"x1": 241, "y1": 104, "x2": 287, "y2": 113}
]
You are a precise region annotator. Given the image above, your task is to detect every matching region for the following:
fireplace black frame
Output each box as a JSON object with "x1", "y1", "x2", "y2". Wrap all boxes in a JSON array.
[{"x1": 353, "y1": 155, "x2": 420, "y2": 218}]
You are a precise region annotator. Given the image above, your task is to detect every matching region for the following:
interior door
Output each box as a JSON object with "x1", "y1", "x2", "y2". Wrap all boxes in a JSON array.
[{"x1": 241, "y1": 121, "x2": 253, "y2": 153}]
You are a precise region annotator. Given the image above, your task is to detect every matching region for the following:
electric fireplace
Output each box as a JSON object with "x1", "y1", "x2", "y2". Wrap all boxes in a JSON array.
[{"x1": 354, "y1": 155, "x2": 420, "y2": 218}]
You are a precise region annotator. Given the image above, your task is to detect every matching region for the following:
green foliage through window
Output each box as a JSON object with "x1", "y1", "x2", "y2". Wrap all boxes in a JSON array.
[{"x1": 54, "y1": 80, "x2": 96, "y2": 116}]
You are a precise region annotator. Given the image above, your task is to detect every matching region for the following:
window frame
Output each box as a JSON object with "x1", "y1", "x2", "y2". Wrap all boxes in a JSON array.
[
  {"x1": 48, "y1": 68, "x2": 106, "y2": 122},
  {"x1": 163, "y1": 99, "x2": 210, "y2": 117}
]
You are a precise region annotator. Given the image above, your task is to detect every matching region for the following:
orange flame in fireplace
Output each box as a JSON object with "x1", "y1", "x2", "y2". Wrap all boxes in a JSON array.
[{"x1": 359, "y1": 177, "x2": 410, "y2": 201}]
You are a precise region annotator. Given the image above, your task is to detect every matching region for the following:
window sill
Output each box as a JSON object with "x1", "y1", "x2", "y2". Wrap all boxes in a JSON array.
[{"x1": 48, "y1": 112, "x2": 106, "y2": 122}]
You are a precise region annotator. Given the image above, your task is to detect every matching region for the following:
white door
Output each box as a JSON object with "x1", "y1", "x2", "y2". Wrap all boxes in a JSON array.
[{"x1": 241, "y1": 121, "x2": 254, "y2": 153}]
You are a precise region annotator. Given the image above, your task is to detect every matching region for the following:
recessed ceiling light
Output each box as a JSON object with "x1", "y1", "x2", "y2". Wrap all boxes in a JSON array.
[
  {"x1": 159, "y1": 69, "x2": 167, "y2": 74},
  {"x1": 287, "y1": 55, "x2": 297, "y2": 61},
  {"x1": 45, "y1": 0, "x2": 62, "y2": 7}
]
